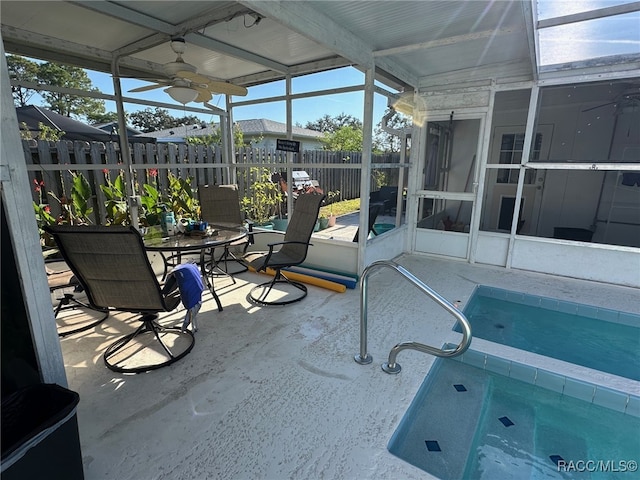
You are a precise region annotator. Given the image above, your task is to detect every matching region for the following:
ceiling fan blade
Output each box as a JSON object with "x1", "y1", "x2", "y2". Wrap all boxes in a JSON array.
[
  {"x1": 128, "y1": 83, "x2": 168, "y2": 93},
  {"x1": 204, "y1": 81, "x2": 248, "y2": 97},
  {"x1": 193, "y1": 86, "x2": 212, "y2": 103},
  {"x1": 177, "y1": 70, "x2": 247, "y2": 96},
  {"x1": 177, "y1": 70, "x2": 211, "y2": 84}
]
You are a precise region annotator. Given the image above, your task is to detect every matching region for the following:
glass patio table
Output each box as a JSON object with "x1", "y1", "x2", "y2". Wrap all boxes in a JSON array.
[{"x1": 144, "y1": 224, "x2": 248, "y2": 312}]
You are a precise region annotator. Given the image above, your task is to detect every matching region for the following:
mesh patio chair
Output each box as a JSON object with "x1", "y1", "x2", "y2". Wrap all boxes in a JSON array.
[
  {"x1": 243, "y1": 193, "x2": 325, "y2": 306},
  {"x1": 45, "y1": 225, "x2": 195, "y2": 374},
  {"x1": 45, "y1": 258, "x2": 109, "y2": 337},
  {"x1": 198, "y1": 184, "x2": 249, "y2": 277}
]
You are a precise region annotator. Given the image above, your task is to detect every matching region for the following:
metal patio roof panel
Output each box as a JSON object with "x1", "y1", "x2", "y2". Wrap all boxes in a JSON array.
[
  {"x1": 394, "y1": 28, "x2": 533, "y2": 81},
  {"x1": 0, "y1": 1, "x2": 153, "y2": 52},
  {"x1": 310, "y1": 0, "x2": 525, "y2": 49},
  {"x1": 203, "y1": 16, "x2": 336, "y2": 66},
  {"x1": 306, "y1": 0, "x2": 533, "y2": 84}
]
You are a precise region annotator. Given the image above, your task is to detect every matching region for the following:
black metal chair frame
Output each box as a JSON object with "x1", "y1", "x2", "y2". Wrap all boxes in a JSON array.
[
  {"x1": 353, "y1": 203, "x2": 381, "y2": 242},
  {"x1": 45, "y1": 225, "x2": 194, "y2": 374},
  {"x1": 199, "y1": 184, "x2": 250, "y2": 280},
  {"x1": 46, "y1": 259, "x2": 109, "y2": 337},
  {"x1": 243, "y1": 193, "x2": 325, "y2": 306}
]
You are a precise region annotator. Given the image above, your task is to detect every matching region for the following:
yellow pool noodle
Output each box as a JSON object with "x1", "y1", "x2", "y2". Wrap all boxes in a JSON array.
[{"x1": 248, "y1": 266, "x2": 347, "y2": 293}]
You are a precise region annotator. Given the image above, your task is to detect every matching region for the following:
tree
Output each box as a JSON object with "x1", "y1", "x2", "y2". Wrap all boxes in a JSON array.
[
  {"x1": 36, "y1": 62, "x2": 107, "y2": 119},
  {"x1": 87, "y1": 111, "x2": 120, "y2": 124},
  {"x1": 322, "y1": 125, "x2": 363, "y2": 151},
  {"x1": 305, "y1": 113, "x2": 362, "y2": 134},
  {"x1": 130, "y1": 107, "x2": 201, "y2": 133},
  {"x1": 7, "y1": 55, "x2": 39, "y2": 106},
  {"x1": 373, "y1": 108, "x2": 412, "y2": 153}
]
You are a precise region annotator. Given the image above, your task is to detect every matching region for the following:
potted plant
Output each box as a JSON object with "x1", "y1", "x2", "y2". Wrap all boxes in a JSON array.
[
  {"x1": 271, "y1": 186, "x2": 289, "y2": 231},
  {"x1": 241, "y1": 167, "x2": 284, "y2": 229},
  {"x1": 326, "y1": 190, "x2": 340, "y2": 227}
]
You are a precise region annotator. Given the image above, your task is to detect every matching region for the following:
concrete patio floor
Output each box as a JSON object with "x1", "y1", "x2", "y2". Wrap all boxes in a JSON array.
[{"x1": 58, "y1": 254, "x2": 640, "y2": 480}]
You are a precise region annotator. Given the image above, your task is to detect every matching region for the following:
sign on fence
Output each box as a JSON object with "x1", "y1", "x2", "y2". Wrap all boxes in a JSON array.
[{"x1": 276, "y1": 139, "x2": 300, "y2": 153}]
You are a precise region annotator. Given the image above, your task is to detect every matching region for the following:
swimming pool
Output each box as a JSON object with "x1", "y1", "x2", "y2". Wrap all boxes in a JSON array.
[
  {"x1": 455, "y1": 285, "x2": 640, "y2": 381},
  {"x1": 388, "y1": 354, "x2": 640, "y2": 479}
]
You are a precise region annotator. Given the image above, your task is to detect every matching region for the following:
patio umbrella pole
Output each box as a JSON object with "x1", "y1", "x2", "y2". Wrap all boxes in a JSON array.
[{"x1": 111, "y1": 57, "x2": 139, "y2": 229}]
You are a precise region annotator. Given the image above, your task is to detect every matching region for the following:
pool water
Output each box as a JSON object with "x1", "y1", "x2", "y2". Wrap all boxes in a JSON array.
[
  {"x1": 456, "y1": 286, "x2": 640, "y2": 381},
  {"x1": 388, "y1": 357, "x2": 640, "y2": 479}
]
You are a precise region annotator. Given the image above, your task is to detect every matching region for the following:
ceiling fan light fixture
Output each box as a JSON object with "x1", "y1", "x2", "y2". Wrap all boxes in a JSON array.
[{"x1": 165, "y1": 86, "x2": 198, "y2": 104}]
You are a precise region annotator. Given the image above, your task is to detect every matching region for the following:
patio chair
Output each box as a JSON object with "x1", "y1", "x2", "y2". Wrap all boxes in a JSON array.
[
  {"x1": 243, "y1": 193, "x2": 325, "y2": 305},
  {"x1": 46, "y1": 258, "x2": 109, "y2": 337},
  {"x1": 44, "y1": 225, "x2": 194, "y2": 374},
  {"x1": 198, "y1": 184, "x2": 249, "y2": 277},
  {"x1": 353, "y1": 203, "x2": 381, "y2": 242}
]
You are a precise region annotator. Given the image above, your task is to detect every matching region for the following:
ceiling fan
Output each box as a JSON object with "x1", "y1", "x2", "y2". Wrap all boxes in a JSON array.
[{"x1": 128, "y1": 38, "x2": 248, "y2": 107}]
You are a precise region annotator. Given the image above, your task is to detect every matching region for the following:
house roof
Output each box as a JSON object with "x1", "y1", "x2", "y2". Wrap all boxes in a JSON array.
[
  {"x1": 139, "y1": 119, "x2": 324, "y2": 140},
  {"x1": 92, "y1": 121, "x2": 145, "y2": 137},
  {"x1": 16, "y1": 105, "x2": 115, "y2": 142}
]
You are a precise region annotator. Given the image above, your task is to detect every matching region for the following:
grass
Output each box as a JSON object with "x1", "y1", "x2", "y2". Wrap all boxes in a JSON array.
[{"x1": 319, "y1": 198, "x2": 360, "y2": 218}]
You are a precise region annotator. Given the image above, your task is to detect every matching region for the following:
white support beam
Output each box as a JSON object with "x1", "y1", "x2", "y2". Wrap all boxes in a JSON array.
[
  {"x1": 520, "y1": 0, "x2": 539, "y2": 81},
  {"x1": 0, "y1": 44, "x2": 67, "y2": 386},
  {"x1": 239, "y1": 0, "x2": 418, "y2": 88},
  {"x1": 185, "y1": 32, "x2": 290, "y2": 74},
  {"x1": 10, "y1": 80, "x2": 226, "y2": 115},
  {"x1": 71, "y1": 0, "x2": 178, "y2": 34},
  {"x1": 1, "y1": 26, "x2": 166, "y2": 78},
  {"x1": 537, "y1": 1, "x2": 640, "y2": 29}
]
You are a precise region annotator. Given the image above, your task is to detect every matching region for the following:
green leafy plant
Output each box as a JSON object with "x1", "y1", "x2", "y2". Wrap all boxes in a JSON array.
[
  {"x1": 100, "y1": 170, "x2": 129, "y2": 225},
  {"x1": 240, "y1": 167, "x2": 283, "y2": 225},
  {"x1": 20, "y1": 121, "x2": 65, "y2": 141},
  {"x1": 139, "y1": 183, "x2": 165, "y2": 226},
  {"x1": 326, "y1": 190, "x2": 341, "y2": 215},
  {"x1": 49, "y1": 171, "x2": 94, "y2": 225},
  {"x1": 136, "y1": 168, "x2": 166, "y2": 226},
  {"x1": 372, "y1": 170, "x2": 387, "y2": 190},
  {"x1": 165, "y1": 172, "x2": 199, "y2": 219},
  {"x1": 32, "y1": 178, "x2": 57, "y2": 245}
]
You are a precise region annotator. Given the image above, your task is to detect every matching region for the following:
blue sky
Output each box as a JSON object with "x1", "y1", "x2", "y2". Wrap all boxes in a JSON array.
[{"x1": 84, "y1": 66, "x2": 391, "y2": 128}]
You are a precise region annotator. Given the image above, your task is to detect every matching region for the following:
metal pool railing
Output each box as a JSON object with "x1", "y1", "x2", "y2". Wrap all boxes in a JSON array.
[{"x1": 354, "y1": 260, "x2": 472, "y2": 374}]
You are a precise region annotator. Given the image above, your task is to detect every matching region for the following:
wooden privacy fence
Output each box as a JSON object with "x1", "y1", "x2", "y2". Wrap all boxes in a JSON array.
[{"x1": 24, "y1": 139, "x2": 402, "y2": 225}]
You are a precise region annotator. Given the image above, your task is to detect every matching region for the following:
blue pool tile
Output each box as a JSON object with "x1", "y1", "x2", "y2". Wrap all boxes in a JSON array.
[
  {"x1": 521, "y1": 293, "x2": 542, "y2": 307},
  {"x1": 595, "y1": 307, "x2": 620, "y2": 323},
  {"x1": 535, "y1": 370, "x2": 566, "y2": 393},
  {"x1": 576, "y1": 304, "x2": 598, "y2": 320},
  {"x1": 593, "y1": 387, "x2": 629, "y2": 413},
  {"x1": 509, "y1": 362, "x2": 537, "y2": 384},
  {"x1": 618, "y1": 311, "x2": 640, "y2": 328},
  {"x1": 481, "y1": 286, "x2": 506, "y2": 300},
  {"x1": 563, "y1": 378, "x2": 596, "y2": 402},
  {"x1": 485, "y1": 356, "x2": 511, "y2": 376},
  {"x1": 539, "y1": 296, "x2": 560, "y2": 311},
  {"x1": 461, "y1": 350, "x2": 486, "y2": 370},
  {"x1": 425, "y1": 440, "x2": 441, "y2": 452},
  {"x1": 555, "y1": 299, "x2": 579, "y2": 315},
  {"x1": 506, "y1": 290, "x2": 525, "y2": 304},
  {"x1": 626, "y1": 396, "x2": 640, "y2": 418}
]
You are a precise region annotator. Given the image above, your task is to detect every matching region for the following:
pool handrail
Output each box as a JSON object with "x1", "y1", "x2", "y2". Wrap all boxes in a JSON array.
[{"x1": 354, "y1": 260, "x2": 472, "y2": 374}]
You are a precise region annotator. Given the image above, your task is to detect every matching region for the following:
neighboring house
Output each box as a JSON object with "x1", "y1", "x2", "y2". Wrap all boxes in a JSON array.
[
  {"x1": 16, "y1": 105, "x2": 115, "y2": 142},
  {"x1": 138, "y1": 118, "x2": 325, "y2": 150}
]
